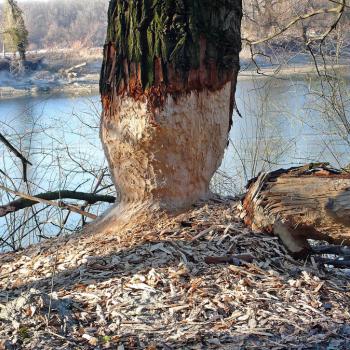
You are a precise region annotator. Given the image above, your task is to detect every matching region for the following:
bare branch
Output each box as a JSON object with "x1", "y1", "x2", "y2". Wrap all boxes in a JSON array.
[
  {"x1": 0, "y1": 190, "x2": 116, "y2": 217},
  {"x1": 244, "y1": 2, "x2": 345, "y2": 46},
  {"x1": 0, "y1": 132, "x2": 32, "y2": 182},
  {"x1": 0, "y1": 185, "x2": 100, "y2": 219}
]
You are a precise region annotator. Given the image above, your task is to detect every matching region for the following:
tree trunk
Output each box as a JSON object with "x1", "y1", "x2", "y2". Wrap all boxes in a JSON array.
[
  {"x1": 99, "y1": 1, "x2": 242, "y2": 220},
  {"x1": 241, "y1": 164, "x2": 350, "y2": 257}
]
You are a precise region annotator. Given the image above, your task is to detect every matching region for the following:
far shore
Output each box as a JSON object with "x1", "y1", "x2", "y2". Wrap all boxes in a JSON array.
[
  {"x1": 0, "y1": 75, "x2": 100, "y2": 100},
  {"x1": 0, "y1": 57, "x2": 349, "y2": 101},
  {"x1": 239, "y1": 62, "x2": 350, "y2": 80}
]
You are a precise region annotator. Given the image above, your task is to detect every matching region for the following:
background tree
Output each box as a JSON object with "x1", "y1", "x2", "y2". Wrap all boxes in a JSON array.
[
  {"x1": 98, "y1": 0, "x2": 242, "y2": 225},
  {"x1": 2, "y1": 0, "x2": 28, "y2": 61}
]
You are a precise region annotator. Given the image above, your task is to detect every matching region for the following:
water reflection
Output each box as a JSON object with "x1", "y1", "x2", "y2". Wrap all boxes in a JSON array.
[
  {"x1": 0, "y1": 94, "x2": 107, "y2": 250},
  {"x1": 218, "y1": 75, "x2": 349, "y2": 193}
]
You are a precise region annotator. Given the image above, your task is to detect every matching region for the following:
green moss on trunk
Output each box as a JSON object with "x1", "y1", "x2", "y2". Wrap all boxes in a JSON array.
[{"x1": 100, "y1": 0, "x2": 242, "y2": 96}]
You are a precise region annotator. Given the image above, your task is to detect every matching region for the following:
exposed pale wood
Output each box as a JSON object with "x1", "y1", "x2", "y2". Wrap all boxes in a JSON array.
[
  {"x1": 97, "y1": 0, "x2": 243, "y2": 231},
  {"x1": 241, "y1": 164, "x2": 350, "y2": 257},
  {"x1": 65, "y1": 62, "x2": 86, "y2": 74},
  {"x1": 2, "y1": 199, "x2": 349, "y2": 348}
]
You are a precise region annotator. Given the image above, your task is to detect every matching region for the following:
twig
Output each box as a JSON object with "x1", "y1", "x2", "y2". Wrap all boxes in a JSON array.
[
  {"x1": 205, "y1": 254, "x2": 255, "y2": 265},
  {"x1": 244, "y1": 3, "x2": 345, "y2": 46},
  {"x1": 45, "y1": 330, "x2": 77, "y2": 345},
  {"x1": 191, "y1": 225, "x2": 216, "y2": 241},
  {"x1": 0, "y1": 132, "x2": 32, "y2": 182}
]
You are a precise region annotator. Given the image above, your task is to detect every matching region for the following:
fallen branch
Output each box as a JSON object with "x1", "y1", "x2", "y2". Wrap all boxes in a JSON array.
[
  {"x1": 205, "y1": 254, "x2": 255, "y2": 266},
  {"x1": 314, "y1": 257, "x2": 350, "y2": 268},
  {"x1": 312, "y1": 245, "x2": 350, "y2": 256},
  {"x1": 0, "y1": 190, "x2": 116, "y2": 217},
  {"x1": 66, "y1": 62, "x2": 87, "y2": 74},
  {"x1": 0, "y1": 185, "x2": 103, "y2": 220}
]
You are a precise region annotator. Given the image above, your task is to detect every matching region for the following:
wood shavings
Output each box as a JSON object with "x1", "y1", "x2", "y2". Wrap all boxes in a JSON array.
[{"x1": 0, "y1": 199, "x2": 349, "y2": 349}]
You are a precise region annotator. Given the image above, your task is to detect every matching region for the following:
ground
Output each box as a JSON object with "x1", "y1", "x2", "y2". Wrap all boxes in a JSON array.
[{"x1": 0, "y1": 199, "x2": 349, "y2": 349}]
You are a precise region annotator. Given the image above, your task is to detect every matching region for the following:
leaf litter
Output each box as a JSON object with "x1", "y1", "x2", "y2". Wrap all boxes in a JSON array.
[{"x1": 0, "y1": 199, "x2": 349, "y2": 349}]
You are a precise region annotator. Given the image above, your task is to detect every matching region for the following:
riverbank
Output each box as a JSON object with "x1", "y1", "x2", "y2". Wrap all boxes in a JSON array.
[
  {"x1": 1, "y1": 48, "x2": 349, "y2": 100},
  {"x1": 0, "y1": 78, "x2": 100, "y2": 100},
  {"x1": 0, "y1": 48, "x2": 101, "y2": 100},
  {"x1": 239, "y1": 62, "x2": 350, "y2": 80}
]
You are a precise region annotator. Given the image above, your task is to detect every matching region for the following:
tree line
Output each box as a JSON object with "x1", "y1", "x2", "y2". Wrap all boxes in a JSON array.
[
  {"x1": 0, "y1": 0, "x2": 108, "y2": 51},
  {"x1": 1, "y1": 0, "x2": 349, "y2": 53}
]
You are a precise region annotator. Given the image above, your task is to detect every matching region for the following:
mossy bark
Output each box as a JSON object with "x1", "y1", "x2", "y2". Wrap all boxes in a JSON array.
[
  {"x1": 98, "y1": 1, "x2": 242, "y2": 219},
  {"x1": 100, "y1": 0, "x2": 242, "y2": 118}
]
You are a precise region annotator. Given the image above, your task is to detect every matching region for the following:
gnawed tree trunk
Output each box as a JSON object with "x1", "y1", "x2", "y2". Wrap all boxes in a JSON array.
[
  {"x1": 241, "y1": 164, "x2": 350, "y2": 257},
  {"x1": 99, "y1": 1, "x2": 242, "y2": 221}
]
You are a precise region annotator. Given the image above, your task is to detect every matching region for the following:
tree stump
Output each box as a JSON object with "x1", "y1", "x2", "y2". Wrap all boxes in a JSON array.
[{"x1": 241, "y1": 164, "x2": 350, "y2": 257}]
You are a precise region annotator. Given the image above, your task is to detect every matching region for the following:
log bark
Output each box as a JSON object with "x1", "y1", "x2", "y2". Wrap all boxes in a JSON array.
[
  {"x1": 241, "y1": 164, "x2": 350, "y2": 257},
  {"x1": 99, "y1": 1, "x2": 243, "y2": 221}
]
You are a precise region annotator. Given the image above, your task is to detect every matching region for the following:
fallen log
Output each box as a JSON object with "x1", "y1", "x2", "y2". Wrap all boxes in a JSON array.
[
  {"x1": 0, "y1": 185, "x2": 105, "y2": 220},
  {"x1": 241, "y1": 163, "x2": 350, "y2": 257},
  {"x1": 65, "y1": 62, "x2": 87, "y2": 74},
  {"x1": 60, "y1": 62, "x2": 87, "y2": 79},
  {"x1": 313, "y1": 257, "x2": 350, "y2": 268}
]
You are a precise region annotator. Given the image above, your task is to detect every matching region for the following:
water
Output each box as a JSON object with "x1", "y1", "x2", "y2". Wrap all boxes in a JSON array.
[
  {"x1": 220, "y1": 74, "x2": 350, "y2": 193},
  {"x1": 0, "y1": 93, "x2": 107, "y2": 250},
  {"x1": 0, "y1": 74, "x2": 349, "y2": 250}
]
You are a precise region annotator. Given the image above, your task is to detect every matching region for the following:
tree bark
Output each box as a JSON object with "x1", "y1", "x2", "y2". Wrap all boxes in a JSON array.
[
  {"x1": 99, "y1": 1, "x2": 242, "y2": 218},
  {"x1": 241, "y1": 164, "x2": 350, "y2": 257}
]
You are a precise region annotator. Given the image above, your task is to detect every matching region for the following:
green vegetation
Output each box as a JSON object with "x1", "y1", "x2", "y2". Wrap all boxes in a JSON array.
[
  {"x1": 103, "y1": 0, "x2": 242, "y2": 90},
  {"x1": 18, "y1": 326, "x2": 30, "y2": 340}
]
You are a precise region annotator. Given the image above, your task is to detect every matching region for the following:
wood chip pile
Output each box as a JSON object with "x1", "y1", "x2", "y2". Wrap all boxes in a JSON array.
[{"x1": 0, "y1": 200, "x2": 349, "y2": 349}]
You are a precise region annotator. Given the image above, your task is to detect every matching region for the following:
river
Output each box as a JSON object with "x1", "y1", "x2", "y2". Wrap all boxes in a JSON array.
[{"x1": 0, "y1": 73, "x2": 349, "y2": 250}]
